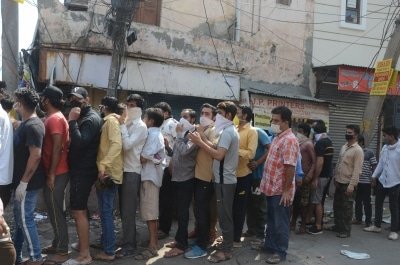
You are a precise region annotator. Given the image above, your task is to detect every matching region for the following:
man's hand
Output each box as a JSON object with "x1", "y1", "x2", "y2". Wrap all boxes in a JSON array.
[
  {"x1": 311, "y1": 178, "x2": 319, "y2": 189},
  {"x1": 140, "y1": 156, "x2": 148, "y2": 164},
  {"x1": 280, "y1": 190, "x2": 292, "y2": 207},
  {"x1": 247, "y1": 160, "x2": 258, "y2": 171},
  {"x1": 371, "y1": 178, "x2": 377, "y2": 188},
  {"x1": 15, "y1": 181, "x2": 28, "y2": 202},
  {"x1": 176, "y1": 124, "x2": 184, "y2": 134},
  {"x1": 68, "y1": 107, "x2": 81, "y2": 121},
  {"x1": 345, "y1": 185, "x2": 354, "y2": 196},
  {"x1": 46, "y1": 173, "x2": 56, "y2": 191},
  {"x1": 188, "y1": 131, "x2": 202, "y2": 145},
  {"x1": 164, "y1": 138, "x2": 170, "y2": 149},
  {"x1": 98, "y1": 170, "x2": 105, "y2": 181}
]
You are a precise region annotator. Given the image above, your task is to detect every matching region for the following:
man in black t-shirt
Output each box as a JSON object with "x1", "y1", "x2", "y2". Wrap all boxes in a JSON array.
[
  {"x1": 12, "y1": 88, "x2": 45, "y2": 264},
  {"x1": 307, "y1": 120, "x2": 334, "y2": 235}
]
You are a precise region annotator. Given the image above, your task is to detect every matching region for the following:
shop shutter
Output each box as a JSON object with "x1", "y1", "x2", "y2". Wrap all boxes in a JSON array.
[{"x1": 318, "y1": 84, "x2": 379, "y2": 163}]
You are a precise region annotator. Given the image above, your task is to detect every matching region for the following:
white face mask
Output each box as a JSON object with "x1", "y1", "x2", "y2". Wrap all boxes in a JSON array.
[
  {"x1": 315, "y1": 133, "x2": 323, "y2": 142},
  {"x1": 126, "y1": 107, "x2": 142, "y2": 122},
  {"x1": 179, "y1": 117, "x2": 195, "y2": 132},
  {"x1": 200, "y1": 116, "x2": 214, "y2": 127},
  {"x1": 270, "y1": 124, "x2": 281, "y2": 135},
  {"x1": 215, "y1": 114, "x2": 233, "y2": 134}
]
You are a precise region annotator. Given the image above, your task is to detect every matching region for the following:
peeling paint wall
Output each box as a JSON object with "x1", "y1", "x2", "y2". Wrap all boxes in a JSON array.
[{"x1": 37, "y1": 0, "x2": 314, "y2": 92}]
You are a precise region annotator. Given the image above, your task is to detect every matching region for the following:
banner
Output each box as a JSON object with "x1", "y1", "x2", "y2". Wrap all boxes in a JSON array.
[{"x1": 370, "y1": 59, "x2": 393, "y2": 96}]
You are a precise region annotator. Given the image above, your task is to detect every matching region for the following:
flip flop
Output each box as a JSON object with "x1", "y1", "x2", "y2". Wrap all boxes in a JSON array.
[
  {"x1": 134, "y1": 248, "x2": 158, "y2": 260},
  {"x1": 164, "y1": 247, "x2": 184, "y2": 258},
  {"x1": 207, "y1": 250, "x2": 232, "y2": 263},
  {"x1": 42, "y1": 246, "x2": 57, "y2": 255},
  {"x1": 62, "y1": 258, "x2": 93, "y2": 265},
  {"x1": 165, "y1": 241, "x2": 177, "y2": 248}
]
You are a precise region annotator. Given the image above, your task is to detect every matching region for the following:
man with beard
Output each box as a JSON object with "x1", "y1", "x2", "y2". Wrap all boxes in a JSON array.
[
  {"x1": 63, "y1": 87, "x2": 102, "y2": 265},
  {"x1": 40, "y1": 85, "x2": 70, "y2": 264}
]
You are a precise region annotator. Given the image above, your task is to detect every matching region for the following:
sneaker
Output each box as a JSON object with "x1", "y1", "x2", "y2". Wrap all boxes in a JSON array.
[
  {"x1": 388, "y1": 232, "x2": 399, "y2": 240},
  {"x1": 364, "y1": 225, "x2": 382, "y2": 233},
  {"x1": 307, "y1": 226, "x2": 323, "y2": 235},
  {"x1": 184, "y1": 245, "x2": 207, "y2": 259}
]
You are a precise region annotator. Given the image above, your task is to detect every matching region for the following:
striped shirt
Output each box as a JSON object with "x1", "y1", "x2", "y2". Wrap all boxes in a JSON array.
[{"x1": 360, "y1": 149, "x2": 377, "y2": 184}]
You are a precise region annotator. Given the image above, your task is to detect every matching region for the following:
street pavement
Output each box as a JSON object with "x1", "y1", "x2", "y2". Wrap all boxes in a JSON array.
[{"x1": 5, "y1": 195, "x2": 400, "y2": 265}]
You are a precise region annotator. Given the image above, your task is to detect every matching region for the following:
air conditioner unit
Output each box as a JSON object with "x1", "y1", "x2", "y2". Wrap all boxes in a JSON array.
[{"x1": 64, "y1": 0, "x2": 89, "y2": 11}]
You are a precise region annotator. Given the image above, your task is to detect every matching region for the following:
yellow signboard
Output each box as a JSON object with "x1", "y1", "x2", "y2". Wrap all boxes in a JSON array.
[
  {"x1": 370, "y1": 69, "x2": 393, "y2": 96},
  {"x1": 375, "y1": 59, "x2": 392, "y2": 73}
]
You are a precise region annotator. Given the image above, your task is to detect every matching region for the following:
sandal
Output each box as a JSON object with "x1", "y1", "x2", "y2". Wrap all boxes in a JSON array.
[
  {"x1": 42, "y1": 245, "x2": 57, "y2": 255},
  {"x1": 44, "y1": 254, "x2": 69, "y2": 265},
  {"x1": 165, "y1": 241, "x2": 177, "y2": 248},
  {"x1": 164, "y1": 247, "x2": 184, "y2": 258},
  {"x1": 62, "y1": 258, "x2": 93, "y2": 265},
  {"x1": 134, "y1": 248, "x2": 158, "y2": 260},
  {"x1": 207, "y1": 250, "x2": 232, "y2": 263},
  {"x1": 265, "y1": 254, "x2": 283, "y2": 264}
]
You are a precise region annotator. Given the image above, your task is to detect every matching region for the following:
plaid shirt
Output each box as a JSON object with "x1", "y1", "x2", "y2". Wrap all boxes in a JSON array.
[{"x1": 260, "y1": 128, "x2": 299, "y2": 198}]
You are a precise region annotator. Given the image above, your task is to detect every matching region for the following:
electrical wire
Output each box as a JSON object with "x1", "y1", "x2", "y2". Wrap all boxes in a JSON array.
[{"x1": 202, "y1": 0, "x2": 238, "y2": 101}]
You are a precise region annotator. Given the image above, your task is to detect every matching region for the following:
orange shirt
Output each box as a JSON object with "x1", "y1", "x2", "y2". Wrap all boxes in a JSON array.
[{"x1": 42, "y1": 111, "x2": 69, "y2": 175}]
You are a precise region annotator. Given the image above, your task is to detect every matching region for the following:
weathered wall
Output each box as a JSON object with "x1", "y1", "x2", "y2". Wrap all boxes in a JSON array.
[
  {"x1": 37, "y1": 0, "x2": 314, "y2": 92},
  {"x1": 313, "y1": 0, "x2": 398, "y2": 68}
]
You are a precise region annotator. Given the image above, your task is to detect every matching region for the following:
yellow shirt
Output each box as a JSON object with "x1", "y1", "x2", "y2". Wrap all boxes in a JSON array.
[
  {"x1": 236, "y1": 123, "x2": 258, "y2": 177},
  {"x1": 97, "y1": 114, "x2": 123, "y2": 184},
  {"x1": 334, "y1": 142, "x2": 364, "y2": 189},
  {"x1": 195, "y1": 126, "x2": 219, "y2": 182}
]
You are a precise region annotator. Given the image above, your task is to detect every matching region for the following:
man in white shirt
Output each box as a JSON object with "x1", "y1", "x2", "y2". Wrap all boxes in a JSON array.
[
  {"x1": 154, "y1": 102, "x2": 178, "y2": 239},
  {"x1": 364, "y1": 126, "x2": 400, "y2": 241},
  {"x1": 118, "y1": 94, "x2": 147, "y2": 257},
  {"x1": 0, "y1": 103, "x2": 13, "y2": 208}
]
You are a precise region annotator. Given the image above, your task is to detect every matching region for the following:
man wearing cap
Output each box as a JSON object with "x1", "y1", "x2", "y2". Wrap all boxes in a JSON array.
[
  {"x1": 39, "y1": 85, "x2": 70, "y2": 263},
  {"x1": 95, "y1": 96, "x2": 123, "y2": 261},
  {"x1": 64, "y1": 87, "x2": 103, "y2": 265}
]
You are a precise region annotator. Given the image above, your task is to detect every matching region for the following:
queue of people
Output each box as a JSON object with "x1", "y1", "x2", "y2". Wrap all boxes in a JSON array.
[{"x1": 0, "y1": 86, "x2": 400, "y2": 265}]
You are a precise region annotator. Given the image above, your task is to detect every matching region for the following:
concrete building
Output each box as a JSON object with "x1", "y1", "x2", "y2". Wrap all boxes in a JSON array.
[
  {"x1": 30, "y1": 0, "x2": 326, "y2": 119},
  {"x1": 312, "y1": 0, "x2": 400, "y2": 159}
]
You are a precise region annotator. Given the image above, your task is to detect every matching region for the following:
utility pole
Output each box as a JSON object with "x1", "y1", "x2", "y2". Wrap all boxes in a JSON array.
[
  {"x1": 362, "y1": 17, "x2": 400, "y2": 147},
  {"x1": 106, "y1": 0, "x2": 137, "y2": 97},
  {"x1": 1, "y1": 0, "x2": 19, "y2": 94}
]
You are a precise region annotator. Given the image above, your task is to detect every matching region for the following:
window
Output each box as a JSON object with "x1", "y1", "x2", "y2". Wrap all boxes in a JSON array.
[
  {"x1": 276, "y1": 0, "x2": 292, "y2": 5},
  {"x1": 341, "y1": 0, "x2": 367, "y2": 30},
  {"x1": 134, "y1": 0, "x2": 162, "y2": 26}
]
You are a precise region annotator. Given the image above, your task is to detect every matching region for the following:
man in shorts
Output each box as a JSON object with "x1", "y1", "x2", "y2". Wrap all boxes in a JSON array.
[
  {"x1": 64, "y1": 87, "x2": 102, "y2": 265},
  {"x1": 307, "y1": 120, "x2": 334, "y2": 235}
]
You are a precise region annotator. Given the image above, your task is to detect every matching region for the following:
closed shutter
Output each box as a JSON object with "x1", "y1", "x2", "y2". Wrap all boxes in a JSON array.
[
  {"x1": 318, "y1": 84, "x2": 379, "y2": 162},
  {"x1": 134, "y1": 0, "x2": 162, "y2": 26}
]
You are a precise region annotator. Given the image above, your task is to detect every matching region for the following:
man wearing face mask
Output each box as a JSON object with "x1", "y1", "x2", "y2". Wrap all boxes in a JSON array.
[
  {"x1": 185, "y1": 103, "x2": 218, "y2": 259},
  {"x1": 259, "y1": 106, "x2": 299, "y2": 264},
  {"x1": 364, "y1": 126, "x2": 400, "y2": 241},
  {"x1": 117, "y1": 94, "x2": 147, "y2": 257},
  {"x1": 39, "y1": 85, "x2": 70, "y2": 264},
  {"x1": 332, "y1": 124, "x2": 363, "y2": 238},
  {"x1": 307, "y1": 120, "x2": 333, "y2": 235},
  {"x1": 64, "y1": 87, "x2": 102, "y2": 265},
  {"x1": 233, "y1": 105, "x2": 257, "y2": 247},
  {"x1": 189, "y1": 101, "x2": 239, "y2": 263},
  {"x1": 164, "y1": 109, "x2": 198, "y2": 258}
]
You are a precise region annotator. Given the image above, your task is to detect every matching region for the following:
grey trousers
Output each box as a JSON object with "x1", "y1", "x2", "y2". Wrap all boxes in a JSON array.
[
  {"x1": 121, "y1": 172, "x2": 141, "y2": 249},
  {"x1": 214, "y1": 183, "x2": 236, "y2": 252},
  {"x1": 43, "y1": 173, "x2": 69, "y2": 253}
]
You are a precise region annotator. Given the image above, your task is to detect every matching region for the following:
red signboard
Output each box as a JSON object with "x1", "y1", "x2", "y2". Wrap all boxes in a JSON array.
[{"x1": 338, "y1": 66, "x2": 400, "y2": 96}]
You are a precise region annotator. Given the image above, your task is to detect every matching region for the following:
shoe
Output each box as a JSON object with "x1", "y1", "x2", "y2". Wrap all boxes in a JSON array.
[
  {"x1": 336, "y1": 233, "x2": 350, "y2": 238},
  {"x1": 388, "y1": 232, "x2": 399, "y2": 240},
  {"x1": 265, "y1": 254, "x2": 283, "y2": 264},
  {"x1": 62, "y1": 258, "x2": 93, "y2": 265},
  {"x1": 116, "y1": 247, "x2": 136, "y2": 258},
  {"x1": 364, "y1": 225, "x2": 382, "y2": 233},
  {"x1": 184, "y1": 245, "x2": 208, "y2": 259},
  {"x1": 352, "y1": 219, "x2": 362, "y2": 225},
  {"x1": 233, "y1": 241, "x2": 242, "y2": 248},
  {"x1": 307, "y1": 226, "x2": 323, "y2": 235}
]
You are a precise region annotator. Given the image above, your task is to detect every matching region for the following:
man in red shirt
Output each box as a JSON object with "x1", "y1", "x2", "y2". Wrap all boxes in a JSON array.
[
  {"x1": 259, "y1": 106, "x2": 299, "y2": 264},
  {"x1": 39, "y1": 85, "x2": 70, "y2": 264}
]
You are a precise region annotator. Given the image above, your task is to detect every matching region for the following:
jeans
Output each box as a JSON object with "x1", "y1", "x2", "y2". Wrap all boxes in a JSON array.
[
  {"x1": 13, "y1": 189, "x2": 42, "y2": 262},
  {"x1": 374, "y1": 181, "x2": 400, "y2": 232},
  {"x1": 159, "y1": 168, "x2": 174, "y2": 234},
  {"x1": 333, "y1": 182, "x2": 354, "y2": 235},
  {"x1": 246, "y1": 178, "x2": 267, "y2": 238},
  {"x1": 174, "y1": 178, "x2": 195, "y2": 250},
  {"x1": 215, "y1": 183, "x2": 236, "y2": 252},
  {"x1": 355, "y1": 183, "x2": 372, "y2": 225},
  {"x1": 97, "y1": 183, "x2": 118, "y2": 256},
  {"x1": 121, "y1": 172, "x2": 141, "y2": 250},
  {"x1": 233, "y1": 174, "x2": 252, "y2": 242},
  {"x1": 194, "y1": 178, "x2": 214, "y2": 250},
  {"x1": 264, "y1": 195, "x2": 290, "y2": 259},
  {"x1": 43, "y1": 173, "x2": 69, "y2": 253}
]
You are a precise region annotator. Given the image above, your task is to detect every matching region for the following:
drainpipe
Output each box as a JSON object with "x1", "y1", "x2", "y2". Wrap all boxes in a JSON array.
[{"x1": 235, "y1": 0, "x2": 241, "y2": 42}]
